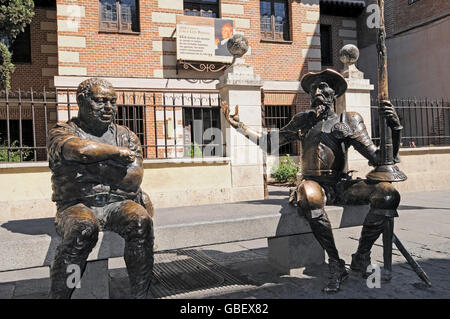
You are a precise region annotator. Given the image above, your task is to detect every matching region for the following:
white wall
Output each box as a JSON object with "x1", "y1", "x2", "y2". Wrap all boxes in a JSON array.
[{"x1": 358, "y1": 16, "x2": 450, "y2": 98}]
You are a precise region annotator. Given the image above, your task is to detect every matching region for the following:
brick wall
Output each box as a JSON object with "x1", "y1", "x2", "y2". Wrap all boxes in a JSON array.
[
  {"x1": 320, "y1": 14, "x2": 358, "y2": 72},
  {"x1": 10, "y1": 1, "x2": 344, "y2": 158},
  {"x1": 394, "y1": 0, "x2": 450, "y2": 33},
  {"x1": 10, "y1": 8, "x2": 57, "y2": 91},
  {"x1": 53, "y1": 0, "x2": 323, "y2": 82},
  {"x1": 358, "y1": 0, "x2": 450, "y2": 49}
]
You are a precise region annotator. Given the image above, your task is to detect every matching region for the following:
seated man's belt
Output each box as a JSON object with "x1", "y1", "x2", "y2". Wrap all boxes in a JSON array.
[{"x1": 82, "y1": 193, "x2": 130, "y2": 207}]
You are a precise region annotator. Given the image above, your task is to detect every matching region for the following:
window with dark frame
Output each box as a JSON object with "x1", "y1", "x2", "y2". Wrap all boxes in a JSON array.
[
  {"x1": 34, "y1": 0, "x2": 56, "y2": 8},
  {"x1": 11, "y1": 25, "x2": 31, "y2": 63},
  {"x1": 260, "y1": 0, "x2": 290, "y2": 41},
  {"x1": 99, "y1": 0, "x2": 139, "y2": 33},
  {"x1": 183, "y1": 106, "x2": 222, "y2": 157},
  {"x1": 320, "y1": 24, "x2": 333, "y2": 66},
  {"x1": 264, "y1": 105, "x2": 293, "y2": 155},
  {"x1": 184, "y1": 0, "x2": 220, "y2": 18}
]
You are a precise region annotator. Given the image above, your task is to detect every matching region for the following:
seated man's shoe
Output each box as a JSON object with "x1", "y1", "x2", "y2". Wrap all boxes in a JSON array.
[
  {"x1": 323, "y1": 258, "x2": 348, "y2": 293},
  {"x1": 350, "y1": 252, "x2": 371, "y2": 278}
]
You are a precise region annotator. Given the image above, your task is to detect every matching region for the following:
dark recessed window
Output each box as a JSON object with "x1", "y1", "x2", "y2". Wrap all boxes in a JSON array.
[
  {"x1": 99, "y1": 0, "x2": 139, "y2": 32},
  {"x1": 34, "y1": 0, "x2": 56, "y2": 8},
  {"x1": 260, "y1": 0, "x2": 290, "y2": 41},
  {"x1": 11, "y1": 25, "x2": 31, "y2": 63},
  {"x1": 264, "y1": 105, "x2": 293, "y2": 155},
  {"x1": 320, "y1": 24, "x2": 332, "y2": 66},
  {"x1": 184, "y1": 0, "x2": 219, "y2": 18}
]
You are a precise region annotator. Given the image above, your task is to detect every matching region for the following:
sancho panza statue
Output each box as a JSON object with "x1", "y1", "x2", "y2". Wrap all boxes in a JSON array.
[
  {"x1": 47, "y1": 78, "x2": 154, "y2": 299},
  {"x1": 222, "y1": 69, "x2": 403, "y2": 293}
]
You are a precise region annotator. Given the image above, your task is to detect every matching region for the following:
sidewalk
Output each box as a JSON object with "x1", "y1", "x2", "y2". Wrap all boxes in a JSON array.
[{"x1": 1, "y1": 188, "x2": 450, "y2": 299}]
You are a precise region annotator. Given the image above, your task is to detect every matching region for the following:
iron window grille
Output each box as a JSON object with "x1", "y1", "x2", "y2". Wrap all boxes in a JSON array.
[
  {"x1": 0, "y1": 89, "x2": 225, "y2": 162},
  {"x1": 99, "y1": 0, "x2": 140, "y2": 33},
  {"x1": 260, "y1": 0, "x2": 291, "y2": 41},
  {"x1": 264, "y1": 105, "x2": 294, "y2": 155}
]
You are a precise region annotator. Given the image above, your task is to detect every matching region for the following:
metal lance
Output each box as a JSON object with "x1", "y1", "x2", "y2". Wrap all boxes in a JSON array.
[
  {"x1": 367, "y1": 0, "x2": 407, "y2": 182},
  {"x1": 393, "y1": 234, "x2": 432, "y2": 287}
]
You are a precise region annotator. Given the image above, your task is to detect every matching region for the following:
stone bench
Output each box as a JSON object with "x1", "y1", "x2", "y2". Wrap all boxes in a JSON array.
[{"x1": 0, "y1": 186, "x2": 370, "y2": 298}]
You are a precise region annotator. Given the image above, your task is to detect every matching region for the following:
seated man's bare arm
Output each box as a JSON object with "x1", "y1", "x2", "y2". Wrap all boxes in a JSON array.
[{"x1": 62, "y1": 138, "x2": 135, "y2": 165}]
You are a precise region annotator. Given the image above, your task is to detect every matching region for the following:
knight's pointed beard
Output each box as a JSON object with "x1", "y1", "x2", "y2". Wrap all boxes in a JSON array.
[{"x1": 312, "y1": 97, "x2": 333, "y2": 120}]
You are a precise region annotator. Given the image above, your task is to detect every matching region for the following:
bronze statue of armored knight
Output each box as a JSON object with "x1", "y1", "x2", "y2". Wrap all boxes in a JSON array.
[
  {"x1": 47, "y1": 78, "x2": 154, "y2": 299},
  {"x1": 222, "y1": 68, "x2": 403, "y2": 293}
]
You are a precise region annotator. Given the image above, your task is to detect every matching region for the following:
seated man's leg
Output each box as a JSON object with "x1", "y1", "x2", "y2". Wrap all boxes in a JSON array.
[
  {"x1": 105, "y1": 200, "x2": 154, "y2": 299},
  {"x1": 350, "y1": 182, "x2": 400, "y2": 277},
  {"x1": 297, "y1": 180, "x2": 348, "y2": 293},
  {"x1": 50, "y1": 203, "x2": 100, "y2": 299}
]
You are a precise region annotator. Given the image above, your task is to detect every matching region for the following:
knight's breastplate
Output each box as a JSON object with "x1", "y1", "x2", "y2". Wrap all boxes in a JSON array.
[{"x1": 301, "y1": 116, "x2": 346, "y2": 178}]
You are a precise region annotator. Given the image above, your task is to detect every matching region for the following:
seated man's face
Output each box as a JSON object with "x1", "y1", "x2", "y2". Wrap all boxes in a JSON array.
[
  {"x1": 310, "y1": 81, "x2": 335, "y2": 119},
  {"x1": 80, "y1": 84, "x2": 117, "y2": 127}
]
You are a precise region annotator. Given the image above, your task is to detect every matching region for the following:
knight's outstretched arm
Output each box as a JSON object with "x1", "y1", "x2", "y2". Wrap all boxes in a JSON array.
[{"x1": 221, "y1": 101, "x2": 308, "y2": 153}]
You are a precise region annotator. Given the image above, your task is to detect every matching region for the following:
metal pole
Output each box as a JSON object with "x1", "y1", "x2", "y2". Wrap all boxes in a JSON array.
[{"x1": 367, "y1": 0, "x2": 407, "y2": 182}]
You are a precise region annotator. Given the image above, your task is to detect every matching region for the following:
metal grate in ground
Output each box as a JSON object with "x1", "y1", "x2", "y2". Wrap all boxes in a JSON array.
[{"x1": 150, "y1": 249, "x2": 255, "y2": 299}]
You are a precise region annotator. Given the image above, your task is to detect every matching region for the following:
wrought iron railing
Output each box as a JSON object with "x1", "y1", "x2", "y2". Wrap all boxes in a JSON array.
[
  {"x1": 0, "y1": 89, "x2": 225, "y2": 162},
  {"x1": 371, "y1": 97, "x2": 450, "y2": 148},
  {"x1": 264, "y1": 104, "x2": 294, "y2": 155}
]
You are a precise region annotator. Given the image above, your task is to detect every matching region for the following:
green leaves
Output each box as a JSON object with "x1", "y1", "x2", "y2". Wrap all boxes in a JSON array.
[
  {"x1": 270, "y1": 155, "x2": 300, "y2": 183},
  {"x1": 0, "y1": 42, "x2": 15, "y2": 89},
  {"x1": 0, "y1": 1, "x2": 34, "y2": 89},
  {"x1": 0, "y1": 0, "x2": 35, "y2": 42}
]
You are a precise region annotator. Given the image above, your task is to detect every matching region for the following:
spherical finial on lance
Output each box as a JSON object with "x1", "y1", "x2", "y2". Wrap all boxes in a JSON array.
[
  {"x1": 227, "y1": 34, "x2": 249, "y2": 58},
  {"x1": 339, "y1": 44, "x2": 359, "y2": 64}
]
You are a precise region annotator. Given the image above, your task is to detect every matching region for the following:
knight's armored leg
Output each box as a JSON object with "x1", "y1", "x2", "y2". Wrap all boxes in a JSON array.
[
  {"x1": 351, "y1": 182, "x2": 400, "y2": 278},
  {"x1": 106, "y1": 200, "x2": 154, "y2": 299},
  {"x1": 49, "y1": 204, "x2": 100, "y2": 299},
  {"x1": 297, "y1": 180, "x2": 348, "y2": 293}
]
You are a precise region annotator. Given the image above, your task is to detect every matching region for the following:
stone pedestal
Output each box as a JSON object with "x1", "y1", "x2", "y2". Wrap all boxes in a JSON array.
[
  {"x1": 71, "y1": 259, "x2": 109, "y2": 299},
  {"x1": 336, "y1": 45, "x2": 374, "y2": 178},
  {"x1": 268, "y1": 233, "x2": 325, "y2": 275},
  {"x1": 217, "y1": 59, "x2": 265, "y2": 202}
]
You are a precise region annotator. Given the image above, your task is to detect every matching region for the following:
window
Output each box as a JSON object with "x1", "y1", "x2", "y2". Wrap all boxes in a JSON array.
[
  {"x1": 320, "y1": 25, "x2": 332, "y2": 66},
  {"x1": 99, "y1": 0, "x2": 139, "y2": 32},
  {"x1": 184, "y1": 0, "x2": 219, "y2": 18},
  {"x1": 34, "y1": 0, "x2": 56, "y2": 8},
  {"x1": 260, "y1": 0, "x2": 290, "y2": 41},
  {"x1": 11, "y1": 25, "x2": 31, "y2": 63},
  {"x1": 265, "y1": 105, "x2": 293, "y2": 155},
  {"x1": 183, "y1": 106, "x2": 223, "y2": 157}
]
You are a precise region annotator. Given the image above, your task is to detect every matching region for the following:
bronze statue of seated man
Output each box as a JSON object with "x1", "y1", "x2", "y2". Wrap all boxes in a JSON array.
[
  {"x1": 47, "y1": 78, "x2": 154, "y2": 299},
  {"x1": 222, "y1": 69, "x2": 403, "y2": 293}
]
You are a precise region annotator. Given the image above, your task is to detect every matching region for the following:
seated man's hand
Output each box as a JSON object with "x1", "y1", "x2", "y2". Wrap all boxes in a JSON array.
[
  {"x1": 380, "y1": 100, "x2": 402, "y2": 130},
  {"x1": 115, "y1": 147, "x2": 137, "y2": 165}
]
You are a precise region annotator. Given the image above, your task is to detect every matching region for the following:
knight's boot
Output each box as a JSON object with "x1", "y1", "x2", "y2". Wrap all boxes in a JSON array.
[
  {"x1": 350, "y1": 251, "x2": 372, "y2": 278},
  {"x1": 352, "y1": 183, "x2": 400, "y2": 279},
  {"x1": 323, "y1": 258, "x2": 348, "y2": 293},
  {"x1": 351, "y1": 217, "x2": 383, "y2": 278}
]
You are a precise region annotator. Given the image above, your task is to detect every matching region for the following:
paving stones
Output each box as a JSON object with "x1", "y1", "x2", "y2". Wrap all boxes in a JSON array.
[{"x1": 1, "y1": 188, "x2": 450, "y2": 299}]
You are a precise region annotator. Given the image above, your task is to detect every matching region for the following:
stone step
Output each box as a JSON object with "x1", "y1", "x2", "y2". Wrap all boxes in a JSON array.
[{"x1": 0, "y1": 198, "x2": 369, "y2": 272}]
